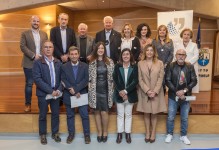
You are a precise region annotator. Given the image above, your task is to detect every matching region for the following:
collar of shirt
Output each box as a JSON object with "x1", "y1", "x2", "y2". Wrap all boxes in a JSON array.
[
  {"x1": 123, "y1": 63, "x2": 130, "y2": 69},
  {"x1": 60, "y1": 26, "x2": 67, "y2": 30},
  {"x1": 44, "y1": 56, "x2": 54, "y2": 63},
  {"x1": 105, "y1": 29, "x2": 112, "y2": 34},
  {"x1": 31, "y1": 28, "x2": 40, "y2": 34},
  {"x1": 71, "y1": 61, "x2": 79, "y2": 66}
]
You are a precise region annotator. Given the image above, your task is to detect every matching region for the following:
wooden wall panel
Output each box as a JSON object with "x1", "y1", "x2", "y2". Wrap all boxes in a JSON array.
[{"x1": 0, "y1": 43, "x2": 21, "y2": 56}]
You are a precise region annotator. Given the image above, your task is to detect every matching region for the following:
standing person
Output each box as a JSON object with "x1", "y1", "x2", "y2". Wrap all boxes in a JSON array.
[
  {"x1": 50, "y1": 13, "x2": 77, "y2": 63},
  {"x1": 61, "y1": 46, "x2": 90, "y2": 144},
  {"x1": 113, "y1": 48, "x2": 138, "y2": 144},
  {"x1": 165, "y1": 49, "x2": 197, "y2": 145},
  {"x1": 95, "y1": 16, "x2": 121, "y2": 63},
  {"x1": 152, "y1": 25, "x2": 174, "y2": 94},
  {"x1": 75, "y1": 23, "x2": 94, "y2": 63},
  {"x1": 20, "y1": 15, "x2": 48, "y2": 112},
  {"x1": 88, "y1": 41, "x2": 114, "y2": 143},
  {"x1": 137, "y1": 44, "x2": 167, "y2": 143},
  {"x1": 120, "y1": 23, "x2": 140, "y2": 61},
  {"x1": 136, "y1": 23, "x2": 152, "y2": 59},
  {"x1": 32, "y1": 40, "x2": 62, "y2": 145},
  {"x1": 174, "y1": 28, "x2": 199, "y2": 93}
]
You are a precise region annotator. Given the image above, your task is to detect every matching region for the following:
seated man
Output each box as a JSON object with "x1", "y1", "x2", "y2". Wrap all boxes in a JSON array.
[
  {"x1": 61, "y1": 46, "x2": 90, "y2": 144},
  {"x1": 32, "y1": 40, "x2": 62, "y2": 145}
]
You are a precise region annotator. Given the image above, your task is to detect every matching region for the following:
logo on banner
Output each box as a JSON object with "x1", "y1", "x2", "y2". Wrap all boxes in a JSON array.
[
  {"x1": 198, "y1": 49, "x2": 210, "y2": 66},
  {"x1": 167, "y1": 18, "x2": 185, "y2": 36}
]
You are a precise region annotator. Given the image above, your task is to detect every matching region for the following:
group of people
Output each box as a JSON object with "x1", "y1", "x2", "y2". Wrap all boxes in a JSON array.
[{"x1": 20, "y1": 13, "x2": 199, "y2": 145}]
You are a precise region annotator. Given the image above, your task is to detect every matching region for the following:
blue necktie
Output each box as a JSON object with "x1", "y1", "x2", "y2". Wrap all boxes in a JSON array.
[
  {"x1": 72, "y1": 65, "x2": 78, "y2": 79},
  {"x1": 48, "y1": 61, "x2": 55, "y2": 88}
]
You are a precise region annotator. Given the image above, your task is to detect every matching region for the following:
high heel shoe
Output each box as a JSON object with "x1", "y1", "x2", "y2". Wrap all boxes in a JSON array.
[
  {"x1": 150, "y1": 138, "x2": 156, "y2": 143},
  {"x1": 97, "y1": 136, "x2": 102, "y2": 143},
  {"x1": 145, "y1": 137, "x2": 150, "y2": 143},
  {"x1": 102, "y1": 136, "x2": 108, "y2": 143}
]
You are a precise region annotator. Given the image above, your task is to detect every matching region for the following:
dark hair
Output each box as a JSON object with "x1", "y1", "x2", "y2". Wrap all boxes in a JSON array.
[
  {"x1": 89, "y1": 41, "x2": 110, "y2": 65},
  {"x1": 119, "y1": 48, "x2": 135, "y2": 65},
  {"x1": 68, "y1": 46, "x2": 80, "y2": 54},
  {"x1": 136, "y1": 23, "x2": 151, "y2": 38}
]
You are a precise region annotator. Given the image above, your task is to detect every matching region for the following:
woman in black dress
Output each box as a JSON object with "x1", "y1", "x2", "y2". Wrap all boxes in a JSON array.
[{"x1": 88, "y1": 42, "x2": 114, "y2": 143}]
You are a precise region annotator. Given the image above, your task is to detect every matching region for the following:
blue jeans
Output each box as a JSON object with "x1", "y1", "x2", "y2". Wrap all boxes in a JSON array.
[
  {"x1": 65, "y1": 104, "x2": 90, "y2": 135},
  {"x1": 38, "y1": 97, "x2": 60, "y2": 135},
  {"x1": 166, "y1": 98, "x2": 190, "y2": 136},
  {"x1": 23, "y1": 68, "x2": 34, "y2": 105}
]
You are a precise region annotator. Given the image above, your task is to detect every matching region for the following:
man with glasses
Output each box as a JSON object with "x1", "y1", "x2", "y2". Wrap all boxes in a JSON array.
[
  {"x1": 33, "y1": 40, "x2": 62, "y2": 145},
  {"x1": 165, "y1": 49, "x2": 197, "y2": 145},
  {"x1": 95, "y1": 16, "x2": 121, "y2": 63}
]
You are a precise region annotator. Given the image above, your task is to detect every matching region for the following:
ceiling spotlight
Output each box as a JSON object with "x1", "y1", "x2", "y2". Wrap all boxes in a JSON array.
[{"x1": 102, "y1": 0, "x2": 104, "y2": 2}]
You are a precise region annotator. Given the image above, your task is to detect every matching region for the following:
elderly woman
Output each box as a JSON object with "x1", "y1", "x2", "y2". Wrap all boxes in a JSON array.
[
  {"x1": 137, "y1": 44, "x2": 167, "y2": 143},
  {"x1": 174, "y1": 28, "x2": 199, "y2": 93},
  {"x1": 120, "y1": 23, "x2": 140, "y2": 61},
  {"x1": 113, "y1": 48, "x2": 138, "y2": 144},
  {"x1": 88, "y1": 41, "x2": 114, "y2": 143}
]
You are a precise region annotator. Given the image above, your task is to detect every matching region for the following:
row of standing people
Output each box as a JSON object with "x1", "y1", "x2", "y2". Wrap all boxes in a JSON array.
[{"x1": 20, "y1": 14, "x2": 199, "y2": 145}]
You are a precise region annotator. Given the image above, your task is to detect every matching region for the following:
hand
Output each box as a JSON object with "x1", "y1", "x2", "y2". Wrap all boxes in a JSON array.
[
  {"x1": 75, "y1": 93, "x2": 80, "y2": 98},
  {"x1": 35, "y1": 54, "x2": 41, "y2": 60},
  {"x1": 61, "y1": 54, "x2": 68, "y2": 62},
  {"x1": 150, "y1": 91, "x2": 156, "y2": 98},
  {"x1": 179, "y1": 95, "x2": 186, "y2": 100},
  {"x1": 147, "y1": 90, "x2": 153, "y2": 98},
  {"x1": 119, "y1": 90, "x2": 126, "y2": 98},
  {"x1": 122, "y1": 95, "x2": 128, "y2": 101},
  {"x1": 52, "y1": 91, "x2": 58, "y2": 97},
  {"x1": 55, "y1": 90, "x2": 61, "y2": 96},
  {"x1": 176, "y1": 90, "x2": 184, "y2": 97},
  {"x1": 69, "y1": 88, "x2": 75, "y2": 95}
]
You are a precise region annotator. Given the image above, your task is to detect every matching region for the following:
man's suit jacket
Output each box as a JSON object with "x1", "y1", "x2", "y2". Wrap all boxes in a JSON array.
[
  {"x1": 76, "y1": 34, "x2": 94, "y2": 57},
  {"x1": 50, "y1": 26, "x2": 77, "y2": 60},
  {"x1": 61, "y1": 61, "x2": 89, "y2": 106},
  {"x1": 20, "y1": 29, "x2": 48, "y2": 68},
  {"x1": 32, "y1": 56, "x2": 62, "y2": 97},
  {"x1": 113, "y1": 63, "x2": 138, "y2": 103},
  {"x1": 95, "y1": 29, "x2": 121, "y2": 63}
]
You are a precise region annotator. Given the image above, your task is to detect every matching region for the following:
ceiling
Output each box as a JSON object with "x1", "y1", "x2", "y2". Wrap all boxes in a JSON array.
[{"x1": 58, "y1": 0, "x2": 140, "y2": 10}]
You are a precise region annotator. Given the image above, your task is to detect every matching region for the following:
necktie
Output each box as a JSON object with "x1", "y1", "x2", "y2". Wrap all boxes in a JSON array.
[{"x1": 48, "y1": 61, "x2": 55, "y2": 88}]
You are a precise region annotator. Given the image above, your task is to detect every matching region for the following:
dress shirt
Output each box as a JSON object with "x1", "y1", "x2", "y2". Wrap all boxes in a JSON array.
[
  {"x1": 45, "y1": 56, "x2": 56, "y2": 88},
  {"x1": 60, "y1": 27, "x2": 67, "y2": 53},
  {"x1": 105, "y1": 30, "x2": 111, "y2": 57},
  {"x1": 32, "y1": 29, "x2": 41, "y2": 55}
]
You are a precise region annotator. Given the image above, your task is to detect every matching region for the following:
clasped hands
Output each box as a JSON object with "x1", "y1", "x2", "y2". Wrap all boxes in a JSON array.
[
  {"x1": 176, "y1": 90, "x2": 186, "y2": 100},
  {"x1": 119, "y1": 90, "x2": 128, "y2": 101},
  {"x1": 147, "y1": 90, "x2": 156, "y2": 99},
  {"x1": 69, "y1": 87, "x2": 80, "y2": 98},
  {"x1": 51, "y1": 90, "x2": 61, "y2": 99}
]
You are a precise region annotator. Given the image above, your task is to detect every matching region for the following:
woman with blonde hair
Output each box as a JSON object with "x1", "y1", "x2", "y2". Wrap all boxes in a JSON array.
[
  {"x1": 120, "y1": 23, "x2": 140, "y2": 61},
  {"x1": 137, "y1": 44, "x2": 167, "y2": 143}
]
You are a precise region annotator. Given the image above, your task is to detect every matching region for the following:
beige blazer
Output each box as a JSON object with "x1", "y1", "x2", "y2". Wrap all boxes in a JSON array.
[
  {"x1": 137, "y1": 60, "x2": 167, "y2": 114},
  {"x1": 76, "y1": 34, "x2": 94, "y2": 56},
  {"x1": 20, "y1": 29, "x2": 48, "y2": 68}
]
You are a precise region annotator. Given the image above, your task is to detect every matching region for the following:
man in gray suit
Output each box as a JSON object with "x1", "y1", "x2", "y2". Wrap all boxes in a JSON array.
[
  {"x1": 20, "y1": 15, "x2": 48, "y2": 112},
  {"x1": 75, "y1": 23, "x2": 94, "y2": 63}
]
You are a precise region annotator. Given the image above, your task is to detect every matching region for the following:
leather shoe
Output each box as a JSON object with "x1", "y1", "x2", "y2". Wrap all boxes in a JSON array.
[
  {"x1": 84, "y1": 135, "x2": 91, "y2": 144},
  {"x1": 125, "y1": 133, "x2": 131, "y2": 144},
  {"x1": 40, "y1": 135, "x2": 47, "y2": 145},
  {"x1": 52, "y1": 133, "x2": 61, "y2": 143},
  {"x1": 116, "y1": 133, "x2": 122, "y2": 144},
  {"x1": 97, "y1": 136, "x2": 102, "y2": 143},
  {"x1": 145, "y1": 137, "x2": 150, "y2": 143},
  {"x1": 102, "y1": 136, "x2": 108, "y2": 143},
  {"x1": 24, "y1": 105, "x2": 31, "y2": 112},
  {"x1": 66, "y1": 133, "x2": 75, "y2": 144}
]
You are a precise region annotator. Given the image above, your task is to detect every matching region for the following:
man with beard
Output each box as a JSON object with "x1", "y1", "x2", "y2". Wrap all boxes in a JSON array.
[{"x1": 20, "y1": 15, "x2": 48, "y2": 112}]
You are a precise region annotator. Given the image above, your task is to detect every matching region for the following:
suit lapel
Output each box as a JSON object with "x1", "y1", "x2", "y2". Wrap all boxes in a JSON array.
[
  {"x1": 109, "y1": 30, "x2": 115, "y2": 43},
  {"x1": 119, "y1": 67, "x2": 125, "y2": 84},
  {"x1": 67, "y1": 62, "x2": 76, "y2": 81},
  {"x1": 142, "y1": 60, "x2": 150, "y2": 80},
  {"x1": 29, "y1": 30, "x2": 36, "y2": 51},
  {"x1": 76, "y1": 62, "x2": 82, "y2": 80},
  {"x1": 127, "y1": 66, "x2": 133, "y2": 82},
  {"x1": 86, "y1": 37, "x2": 90, "y2": 55},
  {"x1": 66, "y1": 28, "x2": 70, "y2": 50}
]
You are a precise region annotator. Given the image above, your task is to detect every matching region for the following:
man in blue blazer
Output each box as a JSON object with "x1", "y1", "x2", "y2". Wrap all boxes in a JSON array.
[
  {"x1": 32, "y1": 40, "x2": 62, "y2": 145},
  {"x1": 50, "y1": 13, "x2": 77, "y2": 63},
  {"x1": 61, "y1": 46, "x2": 90, "y2": 144},
  {"x1": 95, "y1": 16, "x2": 121, "y2": 63}
]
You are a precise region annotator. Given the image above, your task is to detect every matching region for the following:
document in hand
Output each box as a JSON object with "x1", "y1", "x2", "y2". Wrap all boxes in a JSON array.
[
  {"x1": 70, "y1": 93, "x2": 88, "y2": 108},
  {"x1": 175, "y1": 96, "x2": 196, "y2": 102},
  {"x1": 46, "y1": 92, "x2": 63, "y2": 100}
]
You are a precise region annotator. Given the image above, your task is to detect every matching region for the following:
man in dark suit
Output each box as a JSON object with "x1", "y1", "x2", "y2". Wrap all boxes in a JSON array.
[
  {"x1": 20, "y1": 15, "x2": 48, "y2": 112},
  {"x1": 32, "y1": 40, "x2": 62, "y2": 145},
  {"x1": 61, "y1": 46, "x2": 90, "y2": 144},
  {"x1": 50, "y1": 13, "x2": 77, "y2": 63},
  {"x1": 75, "y1": 23, "x2": 94, "y2": 63},
  {"x1": 95, "y1": 16, "x2": 121, "y2": 63}
]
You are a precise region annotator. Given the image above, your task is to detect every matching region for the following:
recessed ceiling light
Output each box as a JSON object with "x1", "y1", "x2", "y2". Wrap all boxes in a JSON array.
[{"x1": 102, "y1": 0, "x2": 104, "y2": 2}]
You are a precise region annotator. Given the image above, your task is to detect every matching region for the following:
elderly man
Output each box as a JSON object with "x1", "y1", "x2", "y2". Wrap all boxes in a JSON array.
[
  {"x1": 33, "y1": 40, "x2": 62, "y2": 145},
  {"x1": 20, "y1": 15, "x2": 48, "y2": 112},
  {"x1": 50, "y1": 13, "x2": 77, "y2": 63},
  {"x1": 165, "y1": 49, "x2": 197, "y2": 145},
  {"x1": 75, "y1": 23, "x2": 94, "y2": 63},
  {"x1": 95, "y1": 16, "x2": 121, "y2": 63}
]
